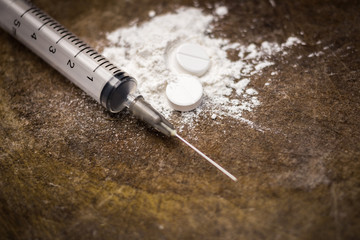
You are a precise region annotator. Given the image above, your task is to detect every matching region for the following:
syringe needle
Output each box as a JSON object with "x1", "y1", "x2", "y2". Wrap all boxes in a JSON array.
[
  {"x1": 128, "y1": 98, "x2": 236, "y2": 181},
  {"x1": 175, "y1": 133, "x2": 237, "y2": 181}
]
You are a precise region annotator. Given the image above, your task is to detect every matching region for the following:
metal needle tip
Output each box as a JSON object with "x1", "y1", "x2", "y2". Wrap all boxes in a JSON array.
[{"x1": 175, "y1": 133, "x2": 237, "y2": 182}]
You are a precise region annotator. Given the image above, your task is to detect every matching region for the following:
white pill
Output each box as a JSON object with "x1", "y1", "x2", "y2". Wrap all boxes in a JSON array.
[
  {"x1": 175, "y1": 43, "x2": 210, "y2": 76},
  {"x1": 166, "y1": 75, "x2": 203, "y2": 111}
]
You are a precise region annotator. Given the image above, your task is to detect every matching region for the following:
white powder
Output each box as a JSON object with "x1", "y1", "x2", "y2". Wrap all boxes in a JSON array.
[
  {"x1": 148, "y1": 10, "x2": 156, "y2": 18},
  {"x1": 103, "y1": 7, "x2": 304, "y2": 129},
  {"x1": 269, "y1": 0, "x2": 276, "y2": 7},
  {"x1": 246, "y1": 88, "x2": 258, "y2": 95},
  {"x1": 215, "y1": 6, "x2": 228, "y2": 17},
  {"x1": 255, "y1": 61, "x2": 274, "y2": 71},
  {"x1": 308, "y1": 51, "x2": 324, "y2": 58},
  {"x1": 283, "y1": 36, "x2": 305, "y2": 47}
]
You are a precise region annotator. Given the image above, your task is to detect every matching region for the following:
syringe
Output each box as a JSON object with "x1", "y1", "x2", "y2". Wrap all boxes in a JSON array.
[{"x1": 0, "y1": 0, "x2": 237, "y2": 181}]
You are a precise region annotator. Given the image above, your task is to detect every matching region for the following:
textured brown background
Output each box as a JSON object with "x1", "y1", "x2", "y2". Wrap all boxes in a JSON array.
[{"x1": 1, "y1": 0, "x2": 360, "y2": 239}]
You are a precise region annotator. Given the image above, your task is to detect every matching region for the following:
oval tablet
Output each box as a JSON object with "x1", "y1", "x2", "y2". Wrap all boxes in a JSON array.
[
  {"x1": 166, "y1": 75, "x2": 203, "y2": 111},
  {"x1": 175, "y1": 43, "x2": 210, "y2": 76}
]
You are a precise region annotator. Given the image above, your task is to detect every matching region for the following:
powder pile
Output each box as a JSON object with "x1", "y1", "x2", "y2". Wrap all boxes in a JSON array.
[{"x1": 103, "y1": 7, "x2": 304, "y2": 129}]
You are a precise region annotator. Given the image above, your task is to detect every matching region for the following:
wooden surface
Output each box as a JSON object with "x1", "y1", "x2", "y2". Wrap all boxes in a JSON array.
[{"x1": 1, "y1": 0, "x2": 360, "y2": 239}]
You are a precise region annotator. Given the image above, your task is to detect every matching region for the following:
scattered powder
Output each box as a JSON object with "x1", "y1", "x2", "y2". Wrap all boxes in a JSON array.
[
  {"x1": 246, "y1": 88, "x2": 258, "y2": 95},
  {"x1": 283, "y1": 36, "x2": 305, "y2": 47},
  {"x1": 103, "y1": 7, "x2": 304, "y2": 129},
  {"x1": 233, "y1": 79, "x2": 250, "y2": 95},
  {"x1": 255, "y1": 61, "x2": 274, "y2": 71},
  {"x1": 308, "y1": 51, "x2": 324, "y2": 58},
  {"x1": 148, "y1": 10, "x2": 156, "y2": 18},
  {"x1": 269, "y1": 0, "x2": 276, "y2": 7},
  {"x1": 215, "y1": 5, "x2": 228, "y2": 17}
]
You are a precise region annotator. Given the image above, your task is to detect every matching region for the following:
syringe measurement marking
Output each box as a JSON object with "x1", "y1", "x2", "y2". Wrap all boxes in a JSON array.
[
  {"x1": 38, "y1": 19, "x2": 53, "y2": 30},
  {"x1": 49, "y1": 45, "x2": 56, "y2": 54},
  {"x1": 93, "y1": 61, "x2": 109, "y2": 72},
  {"x1": 17, "y1": 7, "x2": 94, "y2": 83},
  {"x1": 11, "y1": 7, "x2": 104, "y2": 112},
  {"x1": 16, "y1": 5, "x2": 121, "y2": 81},
  {"x1": 56, "y1": 33, "x2": 71, "y2": 44},
  {"x1": 20, "y1": 7, "x2": 34, "y2": 17},
  {"x1": 67, "y1": 60, "x2": 75, "y2": 68},
  {"x1": 58, "y1": 28, "x2": 67, "y2": 33},
  {"x1": 67, "y1": 35, "x2": 76, "y2": 41},
  {"x1": 74, "y1": 40, "x2": 84, "y2": 46},
  {"x1": 30, "y1": 8, "x2": 40, "y2": 15},
  {"x1": 74, "y1": 46, "x2": 90, "y2": 57}
]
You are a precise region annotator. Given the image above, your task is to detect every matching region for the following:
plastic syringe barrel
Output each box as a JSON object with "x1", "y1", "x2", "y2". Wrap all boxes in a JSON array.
[{"x1": 0, "y1": 0, "x2": 176, "y2": 136}]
